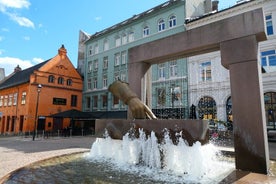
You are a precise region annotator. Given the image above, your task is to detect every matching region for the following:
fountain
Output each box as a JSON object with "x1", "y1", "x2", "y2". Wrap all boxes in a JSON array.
[
  {"x1": 1, "y1": 8, "x2": 273, "y2": 184},
  {"x1": 94, "y1": 7, "x2": 271, "y2": 181}
]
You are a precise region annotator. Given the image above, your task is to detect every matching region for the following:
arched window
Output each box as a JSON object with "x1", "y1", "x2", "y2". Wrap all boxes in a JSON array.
[
  {"x1": 264, "y1": 92, "x2": 276, "y2": 129},
  {"x1": 67, "y1": 79, "x2": 72, "y2": 86},
  {"x1": 158, "y1": 19, "x2": 165, "y2": 32},
  {"x1": 198, "y1": 96, "x2": 217, "y2": 120},
  {"x1": 226, "y1": 97, "x2": 232, "y2": 122},
  {"x1": 58, "y1": 77, "x2": 64, "y2": 84},
  {"x1": 143, "y1": 26, "x2": 150, "y2": 37},
  {"x1": 48, "y1": 75, "x2": 55, "y2": 83},
  {"x1": 169, "y1": 15, "x2": 176, "y2": 28}
]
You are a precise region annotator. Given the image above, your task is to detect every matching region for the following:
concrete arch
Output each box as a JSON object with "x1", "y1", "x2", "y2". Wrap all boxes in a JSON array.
[{"x1": 128, "y1": 8, "x2": 269, "y2": 174}]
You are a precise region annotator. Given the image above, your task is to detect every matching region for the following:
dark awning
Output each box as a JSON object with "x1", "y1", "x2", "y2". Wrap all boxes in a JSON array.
[{"x1": 50, "y1": 109, "x2": 94, "y2": 119}]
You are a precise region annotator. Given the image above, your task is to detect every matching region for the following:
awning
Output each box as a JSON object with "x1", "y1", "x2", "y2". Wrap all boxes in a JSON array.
[{"x1": 50, "y1": 109, "x2": 94, "y2": 119}]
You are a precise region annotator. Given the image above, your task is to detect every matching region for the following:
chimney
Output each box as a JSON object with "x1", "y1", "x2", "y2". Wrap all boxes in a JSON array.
[
  {"x1": 14, "y1": 65, "x2": 22, "y2": 73},
  {"x1": 212, "y1": 0, "x2": 219, "y2": 11}
]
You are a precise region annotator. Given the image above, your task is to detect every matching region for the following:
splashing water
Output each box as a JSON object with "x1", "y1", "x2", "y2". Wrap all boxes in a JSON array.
[{"x1": 86, "y1": 129, "x2": 235, "y2": 183}]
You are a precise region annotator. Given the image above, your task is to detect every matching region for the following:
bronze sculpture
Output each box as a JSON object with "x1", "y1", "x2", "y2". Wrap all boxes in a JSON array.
[{"x1": 108, "y1": 80, "x2": 157, "y2": 120}]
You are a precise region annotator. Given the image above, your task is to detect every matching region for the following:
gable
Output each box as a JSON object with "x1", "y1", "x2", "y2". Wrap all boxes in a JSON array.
[{"x1": 39, "y1": 46, "x2": 82, "y2": 79}]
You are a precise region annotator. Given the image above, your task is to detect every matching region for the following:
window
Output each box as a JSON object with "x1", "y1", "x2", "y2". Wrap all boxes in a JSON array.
[
  {"x1": 198, "y1": 96, "x2": 217, "y2": 120},
  {"x1": 86, "y1": 96, "x2": 91, "y2": 110},
  {"x1": 170, "y1": 60, "x2": 178, "y2": 78},
  {"x1": 8, "y1": 94, "x2": 13, "y2": 106},
  {"x1": 93, "y1": 96, "x2": 98, "y2": 109},
  {"x1": 266, "y1": 14, "x2": 274, "y2": 36},
  {"x1": 71, "y1": 95, "x2": 77, "y2": 107},
  {"x1": 115, "y1": 37, "x2": 121, "y2": 47},
  {"x1": 21, "y1": 92, "x2": 26, "y2": 105},
  {"x1": 200, "y1": 62, "x2": 211, "y2": 82},
  {"x1": 102, "y1": 94, "x2": 107, "y2": 108},
  {"x1": 112, "y1": 95, "x2": 119, "y2": 108},
  {"x1": 103, "y1": 76, "x2": 108, "y2": 88},
  {"x1": 171, "y1": 86, "x2": 181, "y2": 107},
  {"x1": 93, "y1": 59, "x2": 98, "y2": 71},
  {"x1": 13, "y1": 93, "x2": 17, "y2": 105},
  {"x1": 122, "y1": 51, "x2": 127, "y2": 65},
  {"x1": 4, "y1": 95, "x2": 8, "y2": 106},
  {"x1": 115, "y1": 53, "x2": 120, "y2": 66},
  {"x1": 93, "y1": 77, "x2": 97, "y2": 89},
  {"x1": 0, "y1": 96, "x2": 3, "y2": 106},
  {"x1": 88, "y1": 61, "x2": 92, "y2": 73},
  {"x1": 226, "y1": 97, "x2": 233, "y2": 122},
  {"x1": 114, "y1": 72, "x2": 120, "y2": 80},
  {"x1": 122, "y1": 34, "x2": 127, "y2": 44},
  {"x1": 103, "y1": 39, "x2": 109, "y2": 51},
  {"x1": 94, "y1": 44, "x2": 99, "y2": 54},
  {"x1": 157, "y1": 88, "x2": 166, "y2": 106},
  {"x1": 158, "y1": 19, "x2": 165, "y2": 32},
  {"x1": 58, "y1": 77, "x2": 64, "y2": 84},
  {"x1": 48, "y1": 75, "x2": 55, "y2": 83},
  {"x1": 261, "y1": 50, "x2": 276, "y2": 67},
  {"x1": 88, "y1": 45, "x2": 93, "y2": 56},
  {"x1": 121, "y1": 72, "x2": 126, "y2": 81},
  {"x1": 158, "y1": 63, "x2": 165, "y2": 80},
  {"x1": 169, "y1": 15, "x2": 177, "y2": 28},
  {"x1": 143, "y1": 26, "x2": 150, "y2": 37},
  {"x1": 128, "y1": 32, "x2": 134, "y2": 42},
  {"x1": 87, "y1": 78, "x2": 92, "y2": 90},
  {"x1": 67, "y1": 79, "x2": 72, "y2": 86},
  {"x1": 264, "y1": 92, "x2": 276, "y2": 127},
  {"x1": 103, "y1": 57, "x2": 108, "y2": 69}
]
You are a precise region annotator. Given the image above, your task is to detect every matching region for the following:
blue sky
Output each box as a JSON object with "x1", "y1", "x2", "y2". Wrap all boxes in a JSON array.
[{"x1": 0, "y1": 0, "x2": 237, "y2": 76}]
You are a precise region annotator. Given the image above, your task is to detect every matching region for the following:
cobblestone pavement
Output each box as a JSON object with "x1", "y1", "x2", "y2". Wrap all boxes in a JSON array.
[
  {"x1": 0, "y1": 136, "x2": 95, "y2": 181},
  {"x1": 1, "y1": 136, "x2": 276, "y2": 183}
]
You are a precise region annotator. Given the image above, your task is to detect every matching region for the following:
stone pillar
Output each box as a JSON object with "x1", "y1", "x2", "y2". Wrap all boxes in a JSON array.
[
  {"x1": 220, "y1": 35, "x2": 269, "y2": 174},
  {"x1": 127, "y1": 60, "x2": 151, "y2": 118}
]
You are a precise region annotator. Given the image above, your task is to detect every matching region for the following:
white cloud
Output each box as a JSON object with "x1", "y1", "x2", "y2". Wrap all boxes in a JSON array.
[
  {"x1": 0, "y1": 36, "x2": 3, "y2": 41},
  {"x1": 0, "y1": 0, "x2": 34, "y2": 28},
  {"x1": 0, "y1": 56, "x2": 44, "y2": 76},
  {"x1": 23, "y1": 36, "x2": 30, "y2": 40},
  {"x1": 0, "y1": 49, "x2": 4, "y2": 55},
  {"x1": 32, "y1": 57, "x2": 44, "y2": 64},
  {"x1": 8, "y1": 13, "x2": 34, "y2": 28},
  {"x1": 0, "y1": 0, "x2": 30, "y2": 9},
  {"x1": 94, "y1": 16, "x2": 102, "y2": 21}
]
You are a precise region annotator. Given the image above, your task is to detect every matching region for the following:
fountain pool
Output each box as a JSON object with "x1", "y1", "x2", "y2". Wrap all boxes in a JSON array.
[{"x1": 2, "y1": 130, "x2": 237, "y2": 184}]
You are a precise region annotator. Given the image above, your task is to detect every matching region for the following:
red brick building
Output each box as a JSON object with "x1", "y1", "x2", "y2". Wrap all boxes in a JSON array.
[{"x1": 0, "y1": 45, "x2": 83, "y2": 135}]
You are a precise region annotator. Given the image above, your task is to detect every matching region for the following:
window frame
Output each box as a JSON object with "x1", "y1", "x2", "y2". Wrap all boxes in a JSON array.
[
  {"x1": 158, "y1": 19, "x2": 165, "y2": 32},
  {"x1": 169, "y1": 15, "x2": 177, "y2": 28},
  {"x1": 266, "y1": 14, "x2": 274, "y2": 36}
]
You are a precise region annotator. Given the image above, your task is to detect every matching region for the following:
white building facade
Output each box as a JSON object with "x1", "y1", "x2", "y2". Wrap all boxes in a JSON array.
[{"x1": 187, "y1": 0, "x2": 276, "y2": 128}]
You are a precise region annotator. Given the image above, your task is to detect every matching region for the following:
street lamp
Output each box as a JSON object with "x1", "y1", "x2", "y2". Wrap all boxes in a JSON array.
[{"x1": 32, "y1": 84, "x2": 42, "y2": 141}]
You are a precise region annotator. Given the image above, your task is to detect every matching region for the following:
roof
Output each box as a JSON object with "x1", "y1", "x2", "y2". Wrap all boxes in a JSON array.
[
  {"x1": 0, "y1": 59, "x2": 50, "y2": 90},
  {"x1": 185, "y1": 0, "x2": 254, "y2": 24},
  {"x1": 50, "y1": 109, "x2": 94, "y2": 119},
  {"x1": 50, "y1": 109, "x2": 127, "y2": 119},
  {"x1": 87, "y1": 0, "x2": 181, "y2": 41}
]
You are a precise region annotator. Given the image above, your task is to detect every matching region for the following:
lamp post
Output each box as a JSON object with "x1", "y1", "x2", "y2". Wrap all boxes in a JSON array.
[{"x1": 33, "y1": 84, "x2": 42, "y2": 141}]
